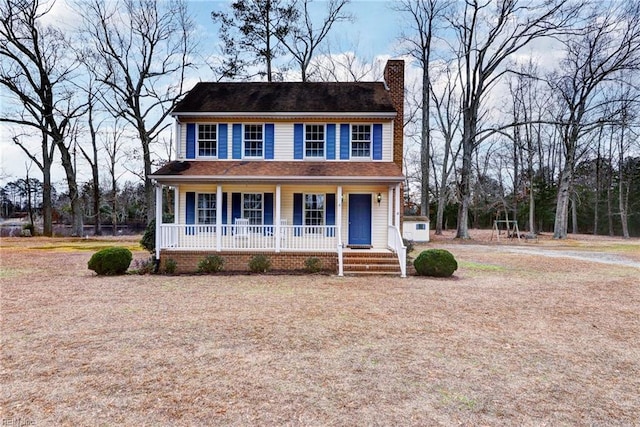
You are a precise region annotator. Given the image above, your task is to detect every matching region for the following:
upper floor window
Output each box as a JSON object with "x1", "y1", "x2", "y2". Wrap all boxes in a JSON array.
[
  {"x1": 197, "y1": 193, "x2": 216, "y2": 224},
  {"x1": 198, "y1": 124, "x2": 217, "y2": 157},
  {"x1": 305, "y1": 124, "x2": 325, "y2": 158},
  {"x1": 244, "y1": 124, "x2": 263, "y2": 158},
  {"x1": 351, "y1": 124, "x2": 371, "y2": 158},
  {"x1": 243, "y1": 193, "x2": 263, "y2": 224}
]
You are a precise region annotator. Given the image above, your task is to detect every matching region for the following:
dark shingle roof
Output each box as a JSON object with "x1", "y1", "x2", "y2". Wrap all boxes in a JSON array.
[
  {"x1": 172, "y1": 82, "x2": 395, "y2": 114},
  {"x1": 151, "y1": 161, "x2": 404, "y2": 183}
]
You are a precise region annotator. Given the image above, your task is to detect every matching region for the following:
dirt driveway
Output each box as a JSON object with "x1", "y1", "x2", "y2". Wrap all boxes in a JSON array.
[{"x1": 1, "y1": 233, "x2": 639, "y2": 426}]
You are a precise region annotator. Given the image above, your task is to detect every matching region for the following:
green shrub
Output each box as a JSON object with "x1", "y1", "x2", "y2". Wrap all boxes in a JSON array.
[
  {"x1": 140, "y1": 219, "x2": 155, "y2": 254},
  {"x1": 88, "y1": 247, "x2": 133, "y2": 276},
  {"x1": 164, "y1": 258, "x2": 178, "y2": 274},
  {"x1": 197, "y1": 254, "x2": 224, "y2": 274},
  {"x1": 304, "y1": 257, "x2": 323, "y2": 273},
  {"x1": 248, "y1": 254, "x2": 271, "y2": 273},
  {"x1": 413, "y1": 249, "x2": 458, "y2": 277}
]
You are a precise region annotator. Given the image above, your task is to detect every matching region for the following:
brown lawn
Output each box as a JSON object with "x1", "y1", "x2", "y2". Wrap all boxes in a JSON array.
[{"x1": 1, "y1": 232, "x2": 639, "y2": 426}]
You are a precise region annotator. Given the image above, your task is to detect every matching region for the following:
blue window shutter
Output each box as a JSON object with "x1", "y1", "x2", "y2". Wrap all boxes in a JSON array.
[
  {"x1": 232, "y1": 124, "x2": 242, "y2": 159},
  {"x1": 218, "y1": 124, "x2": 228, "y2": 159},
  {"x1": 340, "y1": 124, "x2": 350, "y2": 160},
  {"x1": 264, "y1": 192, "x2": 274, "y2": 235},
  {"x1": 294, "y1": 123, "x2": 303, "y2": 159},
  {"x1": 264, "y1": 193, "x2": 274, "y2": 225},
  {"x1": 326, "y1": 193, "x2": 336, "y2": 237},
  {"x1": 222, "y1": 192, "x2": 228, "y2": 223},
  {"x1": 373, "y1": 124, "x2": 383, "y2": 160},
  {"x1": 326, "y1": 124, "x2": 336, "y2": 160},
  {"x1": 293, "y1": 193, "x2": 303, "y2": 236},
  {"x1": 186, "y1": 192, "x2": 196, "y2": 224},
  {"x1": 186, "y1": 191, "x2": 195, "y2": 235},
  {"x1": 265, "y1": 124, "x2": 274, "y2": 159},
  {"x1": 232, "y1": 193, "x2": 241, "y2": 223},
  {"x1": 186, "y1": 124, "x2": 196, "y2": 159},
  {"x1": 222, "y1": 192, "x2": 228, "y2": 235}
]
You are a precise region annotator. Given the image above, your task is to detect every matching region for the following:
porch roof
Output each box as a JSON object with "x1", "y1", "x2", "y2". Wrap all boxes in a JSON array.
[{"x1": 151, "y1": 160, "x2": 404, "y2": 183}]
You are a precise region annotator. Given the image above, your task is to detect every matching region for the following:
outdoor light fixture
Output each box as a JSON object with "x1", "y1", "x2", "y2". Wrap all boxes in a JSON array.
[{"x1": 377, "y1": 193, "x2": 382, "y2": 205}]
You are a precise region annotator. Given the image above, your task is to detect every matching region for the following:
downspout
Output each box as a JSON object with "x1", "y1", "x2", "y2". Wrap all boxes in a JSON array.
[
  {"x1": 337, "y1": 186, "x2": 343, "y2": 276},
  {"x1": 155, "y1": 182, "x2": 162, "y2": 263}
]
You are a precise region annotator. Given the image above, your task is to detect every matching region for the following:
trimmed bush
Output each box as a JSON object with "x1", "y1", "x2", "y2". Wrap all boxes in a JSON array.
[
  {"x1": 304, "y1": 257, "x2": 323, "y2": 273},
  {"x1": 197, "y1": 254, "x2": 224, "y2": 273},
  {"x1": 88, "y1": 247, "x2": 133, "y2": 276},
  {"x1": 413, "y1": 249, "x2": 458, "y2": 277},
  {"x1": 248, "y1": 254, "x2": 271, "y2": 273}
]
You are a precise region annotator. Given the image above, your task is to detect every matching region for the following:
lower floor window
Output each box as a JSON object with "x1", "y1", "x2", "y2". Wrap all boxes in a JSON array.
[
  {"x1": 197, "y1": 193, "x2": 216, "y2": 224},
  {"x1": 305, "y1": 194, "x2": 324, "y2": 231},
  {"x1": 243, "y1": 193, "x2": 263, "y2": 225}
]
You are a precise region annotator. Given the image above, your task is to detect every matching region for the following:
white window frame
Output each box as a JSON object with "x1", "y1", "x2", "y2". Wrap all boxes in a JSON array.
[
  {"x1": 351, "y1": 124, "x2": 372, "y2": 159},
  {"x1": 197, "y1": 124, "x2": 217, "y2": 158},
  {"x1": 243, "y1": 124, "x2": 264, "y2": 158},
  {"x1": 304, "y1": 193, "x2": 325, "y2": 233},
  {"x1": 304, "y1": 124, "x2": 325, "y2": 159},
  {"x1": 242, "y1": 193, "x2": 263, "y2": 225},
  {"x1": 197, "y1": 193, "x2": 216, "y2": 224}
]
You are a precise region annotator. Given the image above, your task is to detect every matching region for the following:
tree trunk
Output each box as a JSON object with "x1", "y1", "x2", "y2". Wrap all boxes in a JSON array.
[
  {"x1": 58, "y1": 141, "x2": 84, "y2": 236},
  {"x1": 553, "y1": 160, "x2": 573, "y2": 239},
  {"x1": 618, "y1": 125, "x2": 630, "y2": 239},
  {"x1": 570, "y1": 193, "x2": 578, "y2": 234},
  {"x1": 420, "y1": 70, "x2": 430, "y2": 217},
  {"x1": 456, "y1": 111, "x2": 474, "y2": 239}
]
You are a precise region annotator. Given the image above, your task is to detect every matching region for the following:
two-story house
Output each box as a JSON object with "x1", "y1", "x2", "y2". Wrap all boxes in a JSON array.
[{"x1": 151, "y1": 59, "x2": 406, "y2": 276}]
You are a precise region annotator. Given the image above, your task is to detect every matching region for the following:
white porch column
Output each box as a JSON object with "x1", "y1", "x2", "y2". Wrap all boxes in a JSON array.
[
  {"x1": 394, "y1": 183, "x2": 401, "y2": 228},
  {"x1": 388, "y1": 186, "x2": 394, "y2": 226},
  {"x1": 275, "y1": 184, "x2": 281, "y2": 252},
  {"x1": 155, "y1": 184, "x2": 162, "y2": 260},
  {"x1": 216, "y1": 185, "x2": 222, "y2": 251},
  {"x1": 173, "y1": 185, "x2": 179, "y2": 224},
  {"x1": 336, "y1": 186, "x2": 343, "y2": 246}
]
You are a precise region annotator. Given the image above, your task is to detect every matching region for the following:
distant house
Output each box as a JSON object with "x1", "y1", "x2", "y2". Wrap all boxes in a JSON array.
[{"x1": 151, "y1": 59, "x2": 406, "y2": 276}]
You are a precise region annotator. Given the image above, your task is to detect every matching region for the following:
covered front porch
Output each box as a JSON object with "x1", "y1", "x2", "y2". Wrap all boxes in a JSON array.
[{"x1": 153, "y1": 183, "x2": 406, "y2": 277}]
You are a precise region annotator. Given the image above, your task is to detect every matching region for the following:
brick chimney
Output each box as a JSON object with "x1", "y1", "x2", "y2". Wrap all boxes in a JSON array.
[{"x1": 384, "y1": 59, "x2": 404, "y2": 171}]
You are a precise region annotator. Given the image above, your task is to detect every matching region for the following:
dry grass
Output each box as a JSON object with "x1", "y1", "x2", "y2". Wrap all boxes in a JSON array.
[{"x1": 1, "y1": 233, "x2": 639, "y2": 426}]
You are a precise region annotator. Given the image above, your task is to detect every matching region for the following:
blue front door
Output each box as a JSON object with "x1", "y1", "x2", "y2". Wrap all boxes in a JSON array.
[{"x1": 348, "y1": 194, "x2": 372, "y2": 246}]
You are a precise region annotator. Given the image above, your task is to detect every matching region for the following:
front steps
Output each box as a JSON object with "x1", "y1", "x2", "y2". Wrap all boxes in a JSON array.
[{"x1": 342, "y1": 250, "x2": 402, "y2": 276}]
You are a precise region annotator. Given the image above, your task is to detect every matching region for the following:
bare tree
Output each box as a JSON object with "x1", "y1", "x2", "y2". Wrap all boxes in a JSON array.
[
  {"x1": 11, "y1": 129, "x2": 55, "y2": 235},
  {"x1": 277, "y1": 0, "x2": 352, "y2": 82},
  {"x1": 550, "y1": 2, "x2": 640, "y2": 239},
  {"x1": 81, "y1": 0, "x2": 195, "y2": 223},
  {"x1": 430, "y1": 64, "x2": 462, "y2": 234},
  {"x1": 0, "y1": 0, "x2": 86, "y2": 236},
  {"x1": 102, "y1": 119, "x2": 128, "y2": 235},
  {"x1": 397, "y1": 0, "x2": 449, "y2": 219},
  {"x1": 449, "y1": 0, "x2": 576, "y2": 239},
  {"x1": 76, "y1": 81, "x2": 103, "y2": 235}
]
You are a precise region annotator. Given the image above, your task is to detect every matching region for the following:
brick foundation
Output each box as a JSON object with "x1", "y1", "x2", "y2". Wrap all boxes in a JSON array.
[{"x1": 160, "y1": 250, "x2": 338, "y2": 274}]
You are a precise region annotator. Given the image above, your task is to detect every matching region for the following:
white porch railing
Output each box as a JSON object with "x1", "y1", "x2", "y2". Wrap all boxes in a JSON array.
[
  {"x1": 388, "y1": 225, "x2": 407, "y2": 277},
  {"x1": 159, "y1": 224, "x2": 339, "y2": 252}
]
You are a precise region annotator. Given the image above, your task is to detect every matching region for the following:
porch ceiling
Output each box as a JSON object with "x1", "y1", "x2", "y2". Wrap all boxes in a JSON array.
[{"x1": 151, "y1": 161, "x2": 404, "y2": 184}]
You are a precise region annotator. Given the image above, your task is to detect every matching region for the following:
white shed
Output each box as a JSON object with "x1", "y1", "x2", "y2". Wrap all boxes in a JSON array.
[{"x1": 402, "y1": 216, "x2": 430, "y2": 242}]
